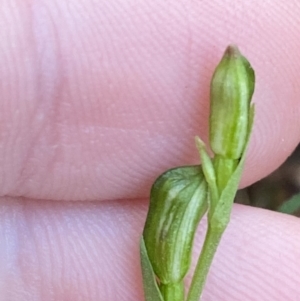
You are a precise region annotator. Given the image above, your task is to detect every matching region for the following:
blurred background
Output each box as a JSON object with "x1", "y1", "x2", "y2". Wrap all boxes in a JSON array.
[{"x1": 235, "y1": 144, "x2": 300, "y2": 216}]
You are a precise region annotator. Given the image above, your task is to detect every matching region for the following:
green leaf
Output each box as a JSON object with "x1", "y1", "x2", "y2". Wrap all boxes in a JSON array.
[
  {"x1": 143, "y1": 165, "x2": 208, "y2": 284},
  {"x1": 140, "y1": 237, "x2": 164, "y2": 301},
  {"x1": 277, "y1": 193, "x2": 300, "y2": 215},
  {"x1": 195, "y1": 137, "x2": 219, "y2": 206}
]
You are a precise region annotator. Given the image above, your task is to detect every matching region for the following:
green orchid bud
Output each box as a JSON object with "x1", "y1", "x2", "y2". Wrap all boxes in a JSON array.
[
  {"x1": 143, "y1": 166, "x2": 208, "y2": 285},
  {"x1": 209, "y1": 45, "x2": 255, "y2": 159}
]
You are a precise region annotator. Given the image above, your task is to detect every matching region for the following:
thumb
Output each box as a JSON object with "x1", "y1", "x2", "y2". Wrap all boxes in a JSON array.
[{"x1": 1, "y1": 198, "x2": 300, "y2": 301}]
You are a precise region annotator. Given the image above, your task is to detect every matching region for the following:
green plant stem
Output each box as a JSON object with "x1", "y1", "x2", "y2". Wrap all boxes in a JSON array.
[
  {"x1": 186, "y1": 222, "x2": 226, "y2": 301},
  {"x1": 160, "y1": 282, "x2": 185, "y2": 301},
  {"x1": 213, "y1": 155, "x2": 237, "y2": 194}
]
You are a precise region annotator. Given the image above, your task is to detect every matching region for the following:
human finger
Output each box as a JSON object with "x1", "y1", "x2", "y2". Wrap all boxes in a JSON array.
[
  {"x1": 1, "y1": 0, "x2": 300, "y2": 201},
  {"x1": 1, "y1": 198, "x2": 299, "y2": 300}
]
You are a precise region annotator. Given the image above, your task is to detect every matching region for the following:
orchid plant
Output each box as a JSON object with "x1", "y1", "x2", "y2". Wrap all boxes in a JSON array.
[{"x1": 140, "y1": 45, "x2": 255, "y2": 301}]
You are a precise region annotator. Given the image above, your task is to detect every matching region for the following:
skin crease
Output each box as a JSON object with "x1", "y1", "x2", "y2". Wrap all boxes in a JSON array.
[{"x1": 0, "y1": 0, "x2": 300, "y2": 300}]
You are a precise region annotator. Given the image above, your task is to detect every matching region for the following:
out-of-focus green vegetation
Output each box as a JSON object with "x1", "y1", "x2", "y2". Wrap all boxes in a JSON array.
[{"x1": 235, "y1": 145, "x2": 300, "y2": 217}]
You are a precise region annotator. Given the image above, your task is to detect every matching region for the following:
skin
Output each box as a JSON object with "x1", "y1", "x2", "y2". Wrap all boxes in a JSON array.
[{"x1": 1, "y1": 0, "x2": 300, "y2": 300}]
